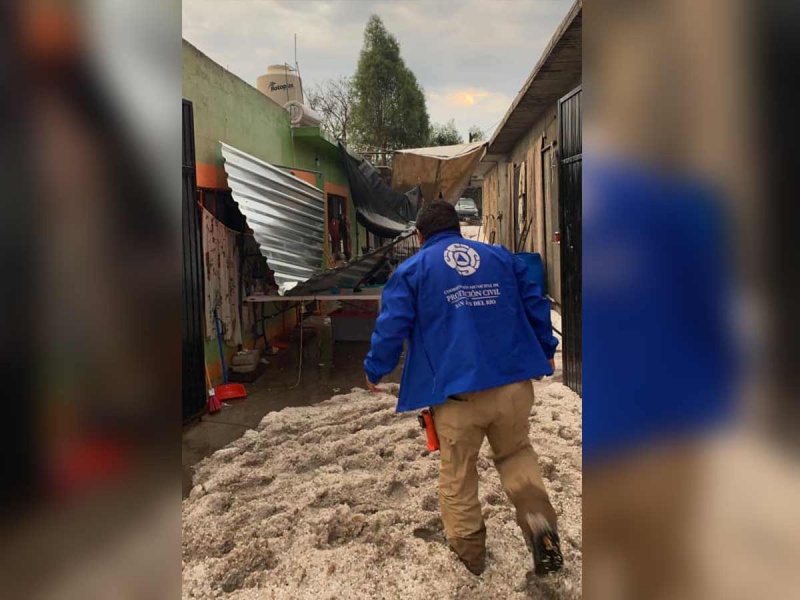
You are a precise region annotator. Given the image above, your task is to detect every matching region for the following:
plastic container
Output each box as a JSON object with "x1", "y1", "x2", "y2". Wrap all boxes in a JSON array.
[
  {"x1": 515, "y1": 252, "x2": 546, "y2": 294},
  {"x1": 232, "y1": 349, "x2": 260, "y2": 368}
]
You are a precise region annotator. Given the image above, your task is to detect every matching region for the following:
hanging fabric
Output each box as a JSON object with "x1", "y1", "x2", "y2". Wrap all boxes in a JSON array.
[{"x1": 202, "y1": 209, "x2": 242, "y2": 345}]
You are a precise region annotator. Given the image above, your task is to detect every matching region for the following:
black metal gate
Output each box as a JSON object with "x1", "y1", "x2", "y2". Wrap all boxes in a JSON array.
[
  {"x1": 183, "y1": 100, "x2": 207, "y2": 422},
  {"x1": 558, "y1": 86, "x2": 582, "y2": 395}
]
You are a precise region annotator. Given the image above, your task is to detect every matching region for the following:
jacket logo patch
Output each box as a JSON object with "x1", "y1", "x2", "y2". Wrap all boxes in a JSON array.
[{"x1": 444, "y1": 243, "x2": 481, "y2": 276}]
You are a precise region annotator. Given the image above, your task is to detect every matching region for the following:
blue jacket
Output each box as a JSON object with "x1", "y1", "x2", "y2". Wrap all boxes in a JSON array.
[
  {"x1": 583, "y1": 159, "x2": 737, "y2": 462},
  {"x1": 364, "y1": 230, "x2": 557, "y2": 412}
]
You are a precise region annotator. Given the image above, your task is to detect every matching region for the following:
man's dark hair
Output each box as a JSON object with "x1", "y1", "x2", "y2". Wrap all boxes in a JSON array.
[{"x1": 416, "y1": 200, "x2": 460, "y2": 239}]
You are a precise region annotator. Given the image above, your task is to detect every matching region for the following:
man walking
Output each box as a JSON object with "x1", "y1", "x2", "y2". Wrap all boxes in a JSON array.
[{"x1": 364, "y1": 201, "x2": 563, "y2": 576}]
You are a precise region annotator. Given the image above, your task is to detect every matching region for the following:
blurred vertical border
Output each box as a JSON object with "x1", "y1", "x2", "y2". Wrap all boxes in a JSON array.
[
  {"x1": 583, "y1": 0, "x2": 799, "y2": 598},
  {"x1": 0, "y1": 1, "x2": 181, "y2": 597}
]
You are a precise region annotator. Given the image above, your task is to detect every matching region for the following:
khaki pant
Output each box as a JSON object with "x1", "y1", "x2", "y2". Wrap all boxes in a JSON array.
[
  {"x1": 432, "y1": 380, "x2": 557, "y2": 570},
  {"x1": 583, "y1": 443, "x2": 700, "y2": 600}
]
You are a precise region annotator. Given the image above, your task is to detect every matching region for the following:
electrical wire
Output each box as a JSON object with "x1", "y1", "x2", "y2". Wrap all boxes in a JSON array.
[
  {"x1": 204, "y1": 419, "x2": 250, "y2": 429},
  {"x1": 289, "y1": 304, "x2": 304, "y2": 389},
  {"x1": 477, "y1": 115, "x2": 505, "y2": 138}
]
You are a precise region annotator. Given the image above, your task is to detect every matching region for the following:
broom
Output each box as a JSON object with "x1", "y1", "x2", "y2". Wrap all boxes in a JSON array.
[
  {"x1": 212, "y1": 306, "x2": 247, "y2": 401},
  {"x1": 205, "y1": 364, "x2": 221, "y2": 414}
]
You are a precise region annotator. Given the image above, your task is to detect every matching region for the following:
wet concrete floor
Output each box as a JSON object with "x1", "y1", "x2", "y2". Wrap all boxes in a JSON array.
[{"x1": 182, "y1": 317, "x2": 402, "y2": 498}]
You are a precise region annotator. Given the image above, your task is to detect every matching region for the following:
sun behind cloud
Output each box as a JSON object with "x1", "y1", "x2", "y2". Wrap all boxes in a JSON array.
[
  {"x1": 451, "y1": 90, "x2": 491, "y2": 106},
  {"x1": 426, "y1": 88, "x2": 513, "y2": 141}
]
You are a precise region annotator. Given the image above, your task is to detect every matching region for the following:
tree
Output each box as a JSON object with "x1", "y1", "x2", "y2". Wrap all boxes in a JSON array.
[
  {"x1": 429, "y1": 119, "x2": 464, "y2": 146},
  {"x1": 306, "y1": 77, "x2": 355, "y2": 143},
  {"x1": 351, "y1": 15, "x2": 430, "y2": 152},
  {"x1": 468, "y1": 125, "x2": 486, "y2": 142}
]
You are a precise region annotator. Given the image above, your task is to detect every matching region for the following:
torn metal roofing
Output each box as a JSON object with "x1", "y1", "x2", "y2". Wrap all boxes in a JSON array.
[
  {"x1": 220, "y1": 143, "x2": 325, "y2": 294},
  {"x1": 284, "y1": 231, "x2": 419, "y2": 296},
  {"x1": 338, "y1": 141, "x2": 421, "y2": 239}
]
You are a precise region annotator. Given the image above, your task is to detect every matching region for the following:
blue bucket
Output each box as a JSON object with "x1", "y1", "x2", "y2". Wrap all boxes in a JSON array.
[{"x1": 514, "y1": 252, "x2": 546, "y2": 293}]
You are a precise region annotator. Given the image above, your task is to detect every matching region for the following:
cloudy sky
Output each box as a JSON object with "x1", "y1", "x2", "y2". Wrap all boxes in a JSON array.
[{"x1": 183, "y1": 0, "x2": 574, "y2": 141}]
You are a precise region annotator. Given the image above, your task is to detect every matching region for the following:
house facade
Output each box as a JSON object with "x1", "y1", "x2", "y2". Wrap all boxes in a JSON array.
[{"x1": 474, "y1": 1, "x2": 582, "y2": 393}]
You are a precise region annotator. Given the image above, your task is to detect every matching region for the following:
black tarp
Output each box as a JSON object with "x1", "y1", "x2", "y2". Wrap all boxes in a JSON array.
[{"x1": 338, "y1": 142, "x2": 421, "y2": 238}]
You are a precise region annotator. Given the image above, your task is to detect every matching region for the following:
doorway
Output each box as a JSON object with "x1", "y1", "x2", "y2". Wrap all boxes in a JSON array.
[{"x1": 327, "y1": 194, "x2": 351, "y2": 264}]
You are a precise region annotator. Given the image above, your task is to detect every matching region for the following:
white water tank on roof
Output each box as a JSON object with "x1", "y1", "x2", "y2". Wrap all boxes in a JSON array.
[{"x1": 256, "y1": 64, "x2": 303, "y2": 106}]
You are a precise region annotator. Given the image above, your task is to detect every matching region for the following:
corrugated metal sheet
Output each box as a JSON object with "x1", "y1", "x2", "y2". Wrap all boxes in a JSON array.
[
  {"x1": 286, "y1": 231, "x2": 419, "y2": 295},
  {"x1": 220, "y1": 143, "x2": 325, "y2": 294}
]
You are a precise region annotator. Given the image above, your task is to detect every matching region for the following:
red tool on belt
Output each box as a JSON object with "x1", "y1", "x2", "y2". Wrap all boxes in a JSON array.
[{"x1": 418, "y1": 409, "x2": 440, "y2": 452}]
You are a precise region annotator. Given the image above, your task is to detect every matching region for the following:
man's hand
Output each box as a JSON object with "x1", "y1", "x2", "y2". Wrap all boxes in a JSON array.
[
  {"x1": 535, "y1": 358, "x2": 556, "y2": 380},
  {"x1": 365, "y1": 375, "x2": 382, "y2": 393}
]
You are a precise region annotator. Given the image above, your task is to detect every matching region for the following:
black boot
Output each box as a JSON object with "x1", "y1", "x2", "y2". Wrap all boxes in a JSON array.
[
  {"x1": 448, "y1": 542, "x2": 485, "y2": 576},
  {"x1": 446, "y1": 528, "x2": 487, "y2": 576},
  {"x1": 532, "y1": 529, "x2": 563, "y2": 575}
]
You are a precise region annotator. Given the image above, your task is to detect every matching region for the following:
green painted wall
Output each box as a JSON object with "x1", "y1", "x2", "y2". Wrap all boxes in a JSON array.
[
  {"x1": 290, "y1": 130, "x2": 350, "y2": 189},
  {"x1": 182, "y1": 40, "x2": 349, "y2": 184},
  {"x1": 183, "y1": 41, "x2": 290, "y2": 167},
  {"x1": 183, "y1": 39, "x2": 357, "y2": 383}
]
